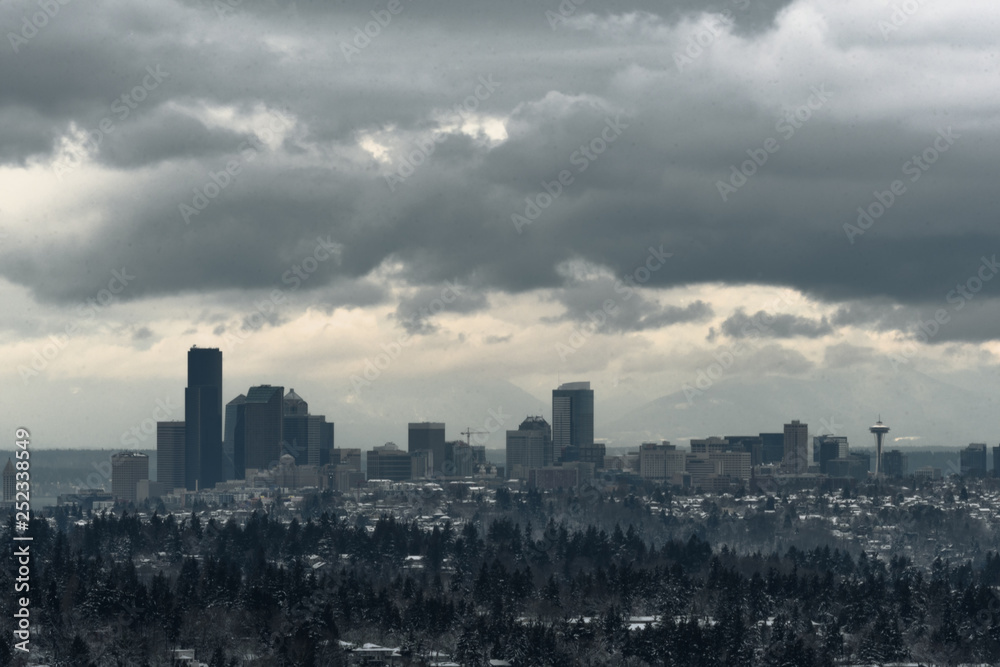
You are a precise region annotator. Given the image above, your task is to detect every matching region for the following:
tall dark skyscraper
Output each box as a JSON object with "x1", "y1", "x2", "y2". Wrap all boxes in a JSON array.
[
  {"x1": 759, "y1": 432, "x2": 784, "y2": 464},
  {"x1": 961, "y1": 443, "x2": 988, "y2": 477},
  {"x1": 552, "y1": 381, "x2": 594, "y2": 463},
  {"x1": 112, "y1": 452, "x2": 149, "y2": 504},
  {"x1": 156, "y1": 421, "x2": 186, "y2": 491},
  {"x1": 408, "y1": 422, "x2": 445, "y2": 473},
  {"x1": 242, "y1": 385, "x2": 285, "y2": 472},
  {"x1": 783, "y1": 420, "x2": 808, "y2": 473},
  {"x1": 224, "y1": 394, "x2": 247, "y2": 480},
  {"x1": 185, "y1": 346, "x2": 222, "y2": 490}
]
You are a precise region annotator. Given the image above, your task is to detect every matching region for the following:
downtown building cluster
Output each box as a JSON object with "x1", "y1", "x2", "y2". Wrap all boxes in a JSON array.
[
  {"x1": 91, "y1": 354, "x2": 1000, "y2": 504},
  {"x1": 103, "y1": 347, "x2": 361, "y2": 504}
]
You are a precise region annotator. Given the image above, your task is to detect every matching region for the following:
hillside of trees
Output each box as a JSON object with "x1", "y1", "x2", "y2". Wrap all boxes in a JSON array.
[{"x1": 3, "y1": 488, "x2": 1000, "y2": 665}]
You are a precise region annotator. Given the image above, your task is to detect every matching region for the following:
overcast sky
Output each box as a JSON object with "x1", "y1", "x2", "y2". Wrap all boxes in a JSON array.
[{"x1": 3, "y1": 0, "x2": 1000, "y2": 450}]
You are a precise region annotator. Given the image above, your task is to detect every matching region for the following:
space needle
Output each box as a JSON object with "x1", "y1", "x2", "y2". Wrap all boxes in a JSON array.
[{"x1": 870, "y1": 417, "x2": 890, "y2": 478}]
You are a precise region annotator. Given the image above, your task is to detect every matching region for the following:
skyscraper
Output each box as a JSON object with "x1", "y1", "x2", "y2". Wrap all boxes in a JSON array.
[
  {"x1": 282, "y1": 389, "x2": 334, "y2": 467},
  {"x1": 224, "y1": 394, "x2": 246, "y2": 480},
  {"x1": 444, "y1": 440, "x2": 474, "y2": 476},
  {"x1": 882, "y1": 449, "x2": 908, "y2": 478},
  {"x1": 814, "y1": 435, "x2": 849, "y2": 474},
  {"x1": 870, "y1": 419, "x2": 890, "y2": 478},
  {"x1": 156, "y1": 421, "x2": 186, "y2": 491},
  {"x1": 812, "y1": 435, "x2": 847, "y2": 464},
  {"x1": 242, "y1": 385, "x2": 284, "y2": 472},
  {"x1": 185, "y1": 346, "x2": 222, "y2": 490},
  {"x1": 783, "y1": 420, "x2": 808, "y2": 473},
  {"x1": 961, "y1": 443, "x2": 988, "y2": 477},
  {"x1": 367, "y1": 442, "x2": 412, "y2": 481},
  {"x1": 408, "y1": 422, "x2": 445, "y2": 474},
  {"x1": 552, "y1": 381, "x2": 594, "y2": 463},
  {"x1": 111, "y1": 452, "x2": 149, "y2": 504},
  {"x1": 759, "y1": 432, "x2": 784, "y2": 464},
  {"x1": 506, "y1": 415, "x2": 553, "y2": 480},
  {"x1": 817, "y1": 438, "x2": 845, "y2": 475}
]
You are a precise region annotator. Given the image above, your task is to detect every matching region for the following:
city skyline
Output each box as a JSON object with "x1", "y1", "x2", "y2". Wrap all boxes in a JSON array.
[
  {"x1": 3, "y1": 1, "x2": 1000, "y2": 454},
  {"x1": 5, "y1": 2, "x2": 1000, "y2": 663}
]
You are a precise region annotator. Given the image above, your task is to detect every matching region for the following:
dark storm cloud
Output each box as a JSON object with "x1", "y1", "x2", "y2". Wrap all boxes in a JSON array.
[
  {"x1": 313, "y1": 279, "x2": 389, "y2": 314},
  {"x1": 833, "y1": 292, "x2": 1000, "y2": 345},
  {"x1": 217, "y1": 0, "x2": 794, "y2": 33},
  {"x1": 722, "y1": 309, "x2": 833, "y2": 339},
  {"x1": 0, "y1": 107, "x2": 60, "y2": 164},
  {"x1": 392, "y1": 283, "x2": 489, "y2": 335},
  {"x1": 545, "y1": 275, "x2": 712, "y2": 333},
  {"x1": 96, "y1": 109, "x2": 250, "y2": 167},
  {"x1": 2, "y1": 0, "x2": 999, "y2": 342}
]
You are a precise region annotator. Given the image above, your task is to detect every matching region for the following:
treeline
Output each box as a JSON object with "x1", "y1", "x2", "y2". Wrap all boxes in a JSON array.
[{"x1": 2, "y1": 500, "x2": 1000, "y2": 665}]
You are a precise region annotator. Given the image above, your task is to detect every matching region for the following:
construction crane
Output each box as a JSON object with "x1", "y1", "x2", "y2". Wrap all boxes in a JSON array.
[{"x1": 460, "y1": 428, "x2": 488, "y2": 447}]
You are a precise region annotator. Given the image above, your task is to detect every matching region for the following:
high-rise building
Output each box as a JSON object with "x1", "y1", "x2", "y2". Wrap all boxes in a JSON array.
[
  {"x1": 112, "y1": 452, "x2": 149, "y2": 504},
  {"x1": 367, "y1": 442, "x2": 412, "y2": 481},
  {"x1": 506, "y1": 416, "x2": 553, "y2": 480},
  {"x1": 817, "y1": 439, "x2": 844, "y2": 475},
  {"x1": 994, "y1": 446, "x2": 1000, "y2": 478},
  {"x1": 709, "y1": 451, "x2": 751, "y2": 482},
  {"x1": 320, "y1": 422, "x2": 334, "y2": 467},
  {"x1": 156, "y1": 421, "x2": 186, "y2": 491},
  {"x1": 882, "y1": 449, "x2": 908, "y2": 478},
  {"x1": 444, "y1": 440, "x2": 474, "y2": 476},
  {"x1": 408, "y1": 422, "x2": 446, "y2": 474},
  {"x1": 685, "y1": 454, "x2": 725, "y2": 488},
  {"x1": 759, "y1": 433, "x2": 784, "y2": 464},
  {"x1": 813, "y1": 435, "x2": 848, "y2": 464},
  {"x1": 281, "y1": 389, "x2": 334, "y2": 467},
  {"x1": 726, "y1": 435, "x2": 763, "y2": 466},
  {"x1": 242, "y1": 385, "x2": 284, "y2": 472},
  {"x1": 552, "y1": 381, "x2": 594, "y2": 463},
  {"x1": 184, "y1": 346, "x2": 223, "y2": 490},
  {"x1": 280, "y1": 412, "x2": 313, "y2": 464},
  {"x1": 961, "y1": 443, "x2": 988, "y2": 477},
  {"x1": 639, "y1": 442, "x2": 686, "y2": 481},
  {"x1": 815, "y1": 435, "x2": 849, "y2": 475},
  {"x1": 2, "y1": 459, "x2": 15, "y2": 502},
  {"x1": 783, "y1": 420, "x2": 808, "y2": 473},
  {"x1": 411, "y1": 449, "x2": 434, "y2": 479},
  {"x1": 223, "y1": 394, "x2": 246, "y2": 481}
]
